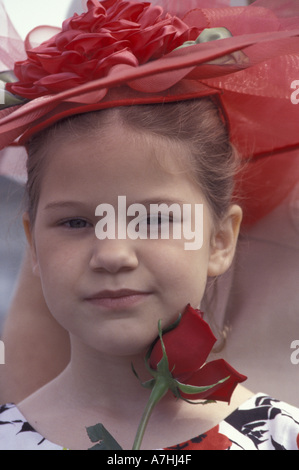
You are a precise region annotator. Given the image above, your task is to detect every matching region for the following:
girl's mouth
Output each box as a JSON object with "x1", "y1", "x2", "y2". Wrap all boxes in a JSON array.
[{"x1": 85, "y1": 289, "x2": 151, "y2": 309}]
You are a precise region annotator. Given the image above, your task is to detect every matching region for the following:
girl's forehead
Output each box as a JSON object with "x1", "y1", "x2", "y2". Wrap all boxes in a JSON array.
[
  {"x1": 46, "y1": 120, "x2": 192, "y2": 176},
  {"x1": 38, "y1": 123, "x2": 201, "y2": 206}
]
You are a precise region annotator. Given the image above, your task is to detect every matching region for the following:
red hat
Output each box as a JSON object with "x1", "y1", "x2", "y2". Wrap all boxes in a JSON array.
[{"x1": 0, "y1": 0, "x2": 299, "y2": 225}]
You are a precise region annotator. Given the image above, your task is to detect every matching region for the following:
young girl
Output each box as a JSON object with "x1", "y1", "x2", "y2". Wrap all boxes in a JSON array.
[{"x1": 0, "y1": 0, "x2": 299, "y2": 450}]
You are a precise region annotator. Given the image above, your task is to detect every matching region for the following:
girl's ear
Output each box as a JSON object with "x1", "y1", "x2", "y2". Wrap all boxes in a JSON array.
[
  {"x1": 208, "y1": 204, "x2": 242, "y2": 277},
  {"x1": 22, "y1": 213, "x2": 40, "y2": 277}
]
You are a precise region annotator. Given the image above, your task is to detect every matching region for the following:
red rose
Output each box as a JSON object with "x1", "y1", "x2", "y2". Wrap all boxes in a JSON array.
[
  {"x1": 7, "y1": 0, "x2": 198, "y2": 99},
  {"x1": 149, "y1": 304, "x2": 247, "y2": 402},
  {"x1": 89, "y1": 304, "x2": 247, "y2": 450}
]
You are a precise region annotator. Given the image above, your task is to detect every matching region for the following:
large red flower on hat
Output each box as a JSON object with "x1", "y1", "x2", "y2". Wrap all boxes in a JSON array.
[{"x1": 7, "y1": 0, "x2": 199, "y2": 99}]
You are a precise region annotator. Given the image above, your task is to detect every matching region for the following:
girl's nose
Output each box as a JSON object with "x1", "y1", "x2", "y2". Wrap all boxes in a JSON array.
[{"x1": 89, "y1": 237, "x2": 139, "y2": 274}]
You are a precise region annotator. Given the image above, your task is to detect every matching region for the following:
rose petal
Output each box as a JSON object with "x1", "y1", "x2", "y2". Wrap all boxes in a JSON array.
[
  {"x1": 149, "y1": 305, "x2": 217, "y2": 378},
  {"x1": 179, "y1": 359, "x2": 247, "y2": 403}
]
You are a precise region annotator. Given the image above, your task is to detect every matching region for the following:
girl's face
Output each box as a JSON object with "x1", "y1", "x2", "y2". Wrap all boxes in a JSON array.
[{"x1": 25, "y1": 122, "x2": 240, "y2": 357}]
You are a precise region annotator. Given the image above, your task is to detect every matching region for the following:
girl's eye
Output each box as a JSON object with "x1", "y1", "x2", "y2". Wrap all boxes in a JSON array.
[
  {"x1": 62, "y1": 218, "x2": 90, "y2": 229},
  {"x1": 146, "y1": 214, "x2": 173, "y2": 225}
]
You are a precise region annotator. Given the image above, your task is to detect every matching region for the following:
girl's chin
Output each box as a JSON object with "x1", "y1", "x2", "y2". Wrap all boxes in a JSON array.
[{"x1": 72, "y1": 329, "x2": 158, "y2": 358}]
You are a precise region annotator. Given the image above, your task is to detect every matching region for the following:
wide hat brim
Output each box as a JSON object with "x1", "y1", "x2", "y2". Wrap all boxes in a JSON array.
[{"x1": 0, "y1": 27, "x2": 298, "y2": 156}]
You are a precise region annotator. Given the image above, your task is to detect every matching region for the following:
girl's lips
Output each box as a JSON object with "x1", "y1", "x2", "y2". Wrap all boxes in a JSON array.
[{"x1": 85, "y1": 289, "x2": 151, "y2": 309}]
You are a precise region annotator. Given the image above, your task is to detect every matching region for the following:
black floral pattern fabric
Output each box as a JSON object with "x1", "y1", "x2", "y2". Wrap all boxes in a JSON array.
[{"x1": 221, "y1": 394, "x2": 299, "y2": 450}]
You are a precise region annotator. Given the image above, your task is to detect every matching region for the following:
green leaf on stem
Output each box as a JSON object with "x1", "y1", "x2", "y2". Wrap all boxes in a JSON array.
[
  {"x1": 175, "y1": 376, "x2": 230, "y2": 395},
  {"x1": 86, "y1": 423, "x2": 123, "y2": 450},
  {"x1": 131, "y1": 362, "x2": 156, "y2": 390}
]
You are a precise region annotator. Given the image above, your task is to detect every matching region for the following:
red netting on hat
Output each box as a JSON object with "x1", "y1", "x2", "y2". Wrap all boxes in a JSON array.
[{"x1": 0, "y1": 0, "x2": 298, "y2": 225}]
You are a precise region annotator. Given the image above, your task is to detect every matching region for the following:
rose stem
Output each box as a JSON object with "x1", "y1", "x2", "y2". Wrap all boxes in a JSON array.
[{"x1": 132, "y1": 377, "x2": 169, "y2": 450}]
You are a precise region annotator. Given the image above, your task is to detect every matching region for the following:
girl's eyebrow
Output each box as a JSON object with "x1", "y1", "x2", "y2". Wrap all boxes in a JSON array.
[
  {"x1": 43, "y1": 201, "x2": 89, "y2": 211},
  {"x1": 134, "y1": 198, "x2": 187, "y2": 206},
  {"x1": 44, "y1": 198, "x2": 188, "y2": 211}
]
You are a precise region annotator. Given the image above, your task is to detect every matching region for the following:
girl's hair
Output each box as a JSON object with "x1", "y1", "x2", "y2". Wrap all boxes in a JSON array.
[{"x1": 26, "y1": 98, "x2": 239, "y2": 226}]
